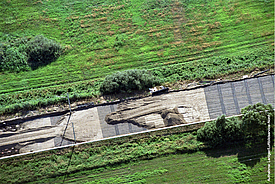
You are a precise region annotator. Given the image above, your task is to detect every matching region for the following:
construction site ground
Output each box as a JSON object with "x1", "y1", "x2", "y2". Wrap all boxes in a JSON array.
[{"x1": 0, "y1": 74, "x2": 274, "y2": 157}]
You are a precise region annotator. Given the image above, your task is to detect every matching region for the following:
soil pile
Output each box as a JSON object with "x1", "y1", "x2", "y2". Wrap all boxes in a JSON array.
[{"x1": 161, "y1": 107, "x2": 186, "y2": 126}]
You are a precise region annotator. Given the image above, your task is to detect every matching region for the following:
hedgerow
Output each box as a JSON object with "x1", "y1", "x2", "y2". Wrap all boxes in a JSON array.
[
  {"x1": 152, "y1": 47, "x2": 274, "y2": 81},
  {"x1": 0, "y1": 80, "x2": 100, "y2": 115},
  {"x1": 100, "y1": 69, "x2": 161, "y2": 95}
]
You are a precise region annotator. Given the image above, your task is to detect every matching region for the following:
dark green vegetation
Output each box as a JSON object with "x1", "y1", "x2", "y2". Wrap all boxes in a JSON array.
[
  {"x1": 241, "y1": 103, "x2": 274, "y2": 140},
  {"x1": 25, "y1": 35, "x2": 63, "y2": 69},
  {"x1": 0, "y1": 0, "x2": 274, "y2": 115},
  {"x1": 197, "y1": 115, "x2": 244, "y2": 147},
  {"x1": 197, "y1": 103, "x2": 274, "y2": 147},
  {"x1": 0, "y1": 107, "x2": 274, "y2": 183},
  {"x1": 0, "y1": 36, "x2": 29, "y2": 72},
  {"x1": 100, "y1": 69, "x2": 160, "y2": 94},
  {"x1": 0, "y1": 35, "x2": 63, "y2": 72}
]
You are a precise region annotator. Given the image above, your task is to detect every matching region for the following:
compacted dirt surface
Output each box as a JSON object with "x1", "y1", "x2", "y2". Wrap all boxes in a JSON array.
[
  {"x1": 0, "y1": 87, "x2": 210, "y2": 157},
  {"x1": 105, "y1": 88, "x2": 209, "y2": 128},
  {"x1": 0, "y1": 73, "x2": 273, "y2": 157}
]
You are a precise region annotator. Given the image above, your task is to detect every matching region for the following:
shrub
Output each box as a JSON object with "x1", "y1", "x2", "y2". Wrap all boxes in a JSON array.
[
  {"x1": 0, "y1": 46, "x2": 29, "y2": 72},
  {"x1": 241, "y1": 103, "x2": 274, "y2": 140},
  {"x1": 0, "y1": 35, "x2": 63, "y2": 72},
  {"x1": 197, "y1": 115, "x2": 243, "y2": 147},
  {"x1": 100, "y1": 69, "x2": 160, "y2": 95},
  {"x1": 142, "y1": 0, "x2": 172, "y2": 10},
  {"x1": 113, "y1": 34, "x2": 126, "y2": 51},
  {"x1": 0, "y1": 37, "x2": 30, "y2": 72},
  {"x1": 26, "y1": 35, "x2": 63, "y2": 69}
]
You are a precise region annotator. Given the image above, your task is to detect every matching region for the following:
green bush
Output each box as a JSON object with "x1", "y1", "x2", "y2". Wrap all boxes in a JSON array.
[
  {"x1": 241, "y1": 103, "x2": 274, "y2": 140},
  {"x1": 197, "y1": 103, "x2": 274, "y2": 147},
  {"x1": 26, "y1": 35, "x2": 63, "y2": 69},
  {"x1": 0, "y1": 37, "x2": 30, "y2": 72},
  {"x1": 197, "y1": 115, "x2": 243, "y2": 147},
  {"x1": 100, "y1": 69, "x2": 161, "y2": 95},
  {"x1": 142, "y1": 0, "x2": 172, "y2": 10},
  {"x1": 0, "y1": 46, "x2": 29, "y2": 72},
  {"x1": 113, "y1": 34, "x2": 126, "y2": 51},
  {"x1": 0, "y1": 35, "x2": 63, "y2": 72}
]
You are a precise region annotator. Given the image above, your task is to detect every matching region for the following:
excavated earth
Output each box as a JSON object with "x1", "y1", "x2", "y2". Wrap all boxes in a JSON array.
[
  {"x1": 105, "y1": 88, "x2": 209, "y2": 128},
  {"x1": 0, "y1": 74, "x2": 274, "y2": 157}
]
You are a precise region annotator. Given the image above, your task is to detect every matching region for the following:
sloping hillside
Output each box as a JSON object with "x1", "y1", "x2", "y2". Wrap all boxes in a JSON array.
[{"x1": 0, "y1": 0, "x2": 273, "y2": 115}]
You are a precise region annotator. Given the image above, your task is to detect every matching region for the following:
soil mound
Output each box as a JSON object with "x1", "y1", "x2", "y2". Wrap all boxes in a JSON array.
[{"x1": 161, "y1": 107, "x2": 186, "y2": 126}]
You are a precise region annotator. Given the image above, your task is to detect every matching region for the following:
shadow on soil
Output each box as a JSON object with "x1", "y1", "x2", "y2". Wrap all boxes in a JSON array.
[
  {"x1": 203, "y1": 141, "x2": 272, "y2": 168},
  {"x1": 102, "y1": 90, "x2": 149, "y2": 102}
]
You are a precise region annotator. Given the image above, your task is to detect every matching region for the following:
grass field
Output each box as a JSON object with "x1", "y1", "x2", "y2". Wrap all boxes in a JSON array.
[
  {"x1": 0, "y1": 0, "x2": 274, "y2": 115},
  {"x1": 0, "y1": 127, "x2": 273, "y2": 184},
  {"x1": 52, "y1": 145, "x2": 274, "y2": 184}
]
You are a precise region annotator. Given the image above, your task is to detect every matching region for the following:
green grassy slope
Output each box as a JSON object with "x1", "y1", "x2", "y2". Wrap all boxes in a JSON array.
[
  {"x1": 0, "y1": 0, "x2": 274, "y2": 115},
  {"x1": 58, "y1": 147, "x2": 274, "y2": 184},
  {"x1": 0, "y1": 130, "x2": 273, "y2": 184}
]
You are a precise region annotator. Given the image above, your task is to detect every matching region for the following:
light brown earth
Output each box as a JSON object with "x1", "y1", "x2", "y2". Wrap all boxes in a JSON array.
[
  {"x1": 0, "y1": 117, "x2": 62, "y2": 153},
  {"x1": 0, "y1": 108, "x2": 103, "y2": 154},
  {"x1": 105, "y1": 88, "x2": 210, "y2": 128},
  {"x1": 62, "y1": 108, "x2": 103, "y2": 142},
  {"x1": 0, "y1": 88, "x2": 209, "y2": 154}
]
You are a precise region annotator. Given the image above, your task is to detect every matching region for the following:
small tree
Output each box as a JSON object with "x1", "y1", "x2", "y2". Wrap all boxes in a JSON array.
[
  {"x1": 0, "y1": 37, "x2": 29, "y2": 72},
  {"x1": 100, "y1": 69, "x2": 160, "y2": 95},
  {"x1": 0, "y1": 47, "x2": 28, "y2": 72},
  {"x1": 241, "y1": 103, "x2": 274, "y2": 140},
  {"x1": 26, "y1": 35, "x2": 63, "y2": 69},
  {"x1": 197, "y1": 115, "x2": 243, "y2": 147}
]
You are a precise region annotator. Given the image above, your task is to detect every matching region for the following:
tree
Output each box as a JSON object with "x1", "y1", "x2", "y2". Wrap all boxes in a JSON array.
[
  {"x1": 197, "y1": 115, "x2": 243, "y2": 147},
  {"x1": 100, "y1": 69, "x2": 160, "y2": 95},
  {"x1": 26, "y1": 35, "x2": 63, "y2": 69},
  {"x1": 241, "y1": 103, "x2": 274, "y2": 140}
]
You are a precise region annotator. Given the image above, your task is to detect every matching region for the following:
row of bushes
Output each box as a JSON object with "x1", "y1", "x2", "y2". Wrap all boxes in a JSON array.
[
  {"x1": 0, "y1": 35, "x2": 63, "y2": 72},
  {"x1": 0, "y1": 91, "x2": 98, "y2": 115},
  {"x1": 197, "y1": 103, "x2": 274, "y2": 147}
]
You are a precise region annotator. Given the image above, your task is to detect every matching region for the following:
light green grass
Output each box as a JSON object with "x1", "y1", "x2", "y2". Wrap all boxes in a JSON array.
[
  {"x1": 0, "y1": 0, "x2": 274, "y2": 115},
  {"x1": 61, "y1": 150, "x2": 274, "y2": 184},
  {"x1": 31, "y1": 144, "x2": 274, "y2": 184},
  {"x1": 0, "y1": 117, "x2": 273, "y2": 184}
]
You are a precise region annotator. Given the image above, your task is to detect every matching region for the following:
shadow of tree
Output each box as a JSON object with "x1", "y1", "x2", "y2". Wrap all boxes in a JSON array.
[
  {"x1": 102, "y1": 90, "x2": 149, "y2": 102},
  {"x1": 202, "y1": 141, "x2": 271, "y2": 168},
  {"x1": 28, "y1": 56, "x2": 59, "y2": 70}
]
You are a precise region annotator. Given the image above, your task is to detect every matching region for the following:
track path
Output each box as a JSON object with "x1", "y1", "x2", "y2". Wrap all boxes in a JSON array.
[{"x1": 0, "y1": 75, "x2": 273, "y2": 157}]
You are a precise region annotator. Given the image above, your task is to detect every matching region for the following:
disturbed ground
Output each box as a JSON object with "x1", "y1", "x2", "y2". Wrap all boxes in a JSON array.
[
  {"x1": 0, "y1": 73, "x2": 273, "y2": 157},
  {"x1": 0, "y1": 68, "x2": 272, "y2": 122},
  {"x1": 105, "y1": 88, "x2": 209, "y2": 128}
]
